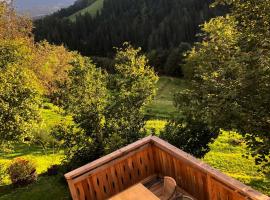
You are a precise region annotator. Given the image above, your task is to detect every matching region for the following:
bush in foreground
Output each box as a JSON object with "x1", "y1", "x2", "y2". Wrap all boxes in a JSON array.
[
  {"x1": 7, "y1": 158, "x2": 37, "y2": 186},
  {"x1": 0, "y1": 162, "x2": 6, "y2": 184},
  {"x1": 161, "y1": 118, "x2": 219, "y2": 158}
]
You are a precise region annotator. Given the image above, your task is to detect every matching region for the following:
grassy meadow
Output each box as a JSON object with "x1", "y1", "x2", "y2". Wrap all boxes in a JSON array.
[
  {"x1": 0, "y1": 146, "x2": 68, "y2": 200},
  {"x1": 203, "y1": 131, "x2": 270, "y2": 195},
  {"x1": 144, "y1": 76, "x2": 186, "y2": 119},
  {"x1": 69, "y1": 0, "x2": 104, "y2": 21},
  {"x1": 0, "y1": 76, "x2": 269, "y2": 199}
]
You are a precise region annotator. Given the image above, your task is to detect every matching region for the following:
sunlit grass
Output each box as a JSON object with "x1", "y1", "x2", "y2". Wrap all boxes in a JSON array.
[
  {"x1": 145, "y1": 76, "x2": 185, "y2": 119},
  {"x1": 203, "y1": 131, "x2": 270, "y2": 195},
  {"x1": 69, "y1": 0, "x2": 104, "y2": 21},
  {"x1": 0, "y1": 144, "x2": 64, "y2": 185}
]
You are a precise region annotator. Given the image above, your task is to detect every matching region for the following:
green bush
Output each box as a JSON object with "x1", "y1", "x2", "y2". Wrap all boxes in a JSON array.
[
  {"x1": 7, "y1": 158, "x2": 37, "y2": 186},
  {"x1": 0, "y1": 163, "x2": 6, "y2": 184},
  {"x1": 32, "y1": 126, "x2": 57, "y2": 147},
  {"x1": 160, "y1": 118, "x2": 220, "y2": 158}
]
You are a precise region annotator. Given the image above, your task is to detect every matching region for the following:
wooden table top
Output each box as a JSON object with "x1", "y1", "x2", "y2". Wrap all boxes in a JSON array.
[{"x1": 109, "y1": 183, "x2": 160, "y2": 200}]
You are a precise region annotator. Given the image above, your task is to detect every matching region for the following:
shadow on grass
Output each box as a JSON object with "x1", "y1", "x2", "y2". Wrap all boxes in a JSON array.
[
  {"x1": 0, "y1": 144, "x2": 58, "y2": 160},
  {"x1": 0, "y1": 174, "x2": 71, "y2": 200},
  {"x1": 248, "y1": 177, "x2": 270, "y2": 196},
  {"x1": 0, "y1": 184, "x2": 13, "y2": 196}
]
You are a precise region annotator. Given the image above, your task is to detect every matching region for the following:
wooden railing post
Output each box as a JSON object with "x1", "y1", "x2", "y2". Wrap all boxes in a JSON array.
[
  {"x1": 64, "y1": 136, "x2": 270, "y2": 200},
  {"x1": 66, "y1": 178, "x2": 79, "y2": 200},
  {"x1": 206, "y1": 174, "x2": 212, "y2": 200}
]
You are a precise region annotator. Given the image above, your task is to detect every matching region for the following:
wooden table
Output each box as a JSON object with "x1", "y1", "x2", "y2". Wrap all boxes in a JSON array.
[{"x1": 109, "y1": 183, "x2": 160, "y2": 200}]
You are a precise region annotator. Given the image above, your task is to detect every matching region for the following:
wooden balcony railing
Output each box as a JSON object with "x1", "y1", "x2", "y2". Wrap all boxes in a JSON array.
[{"x1": 65, "y1": 136, "x2": 270, "y2": 200}]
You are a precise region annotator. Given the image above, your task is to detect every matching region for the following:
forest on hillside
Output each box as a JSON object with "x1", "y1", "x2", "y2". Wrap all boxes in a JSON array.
[{"x1": 34, "y1": 0, "x2": 226, "y2": 75}]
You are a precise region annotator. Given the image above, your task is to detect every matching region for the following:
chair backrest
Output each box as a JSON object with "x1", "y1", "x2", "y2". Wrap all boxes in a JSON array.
[
  {"x1": 163, "y1": 176, "x2": 177, "y2": 200},
  {"x1": 181, "y1": 195, "x2": 193, "y2": 200}
]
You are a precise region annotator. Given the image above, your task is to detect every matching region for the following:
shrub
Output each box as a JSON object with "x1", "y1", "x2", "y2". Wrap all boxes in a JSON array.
[
  {"x1": 0, "y1": 163, "x2": 6, "y2": 184},
  {"x1": 7, "y1": 158, "x2": 37, "y2": 186},
  {"x1": 51, "y1": 122, "x2": 103, "y2": 169},
  {"x1": 160, "y1": 118, "x2": 220, "y2": 158},
  {"x1": 32, "y1": 126, "x2": 57, "y2": 147}
]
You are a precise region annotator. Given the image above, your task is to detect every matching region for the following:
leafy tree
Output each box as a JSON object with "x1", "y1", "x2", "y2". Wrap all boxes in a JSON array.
[
  {"x1": 175, "y1": 0, "x2": 270, "y2": 168},
  {"x1": 0, "y1": 2, "x2": 32, "y2": 41},
  {"x1": 104, "y1": 44, "x2": 158, "y2": 153},
  {"x1": 0, "y1": 3, "x2": 41, "y2": 145},
  {"x1": 51, "y1": 55, "x2": 108, "y2": 167},
  {"x1": 0, "y1": 40, "x2": 41, "y2": 144},
  {"x1": 54, "y1": 44, "x2": 157, "y2": 166},
  {"x1": 164, "y1": 43, "x2": 191, "y2": 77},
  {"x1": 32, "y1": 41, "x2": 76, "y2": 98},
  {"x1": 160, "y1": 117, "x2": 219, "y2": 158},
  {"x1": 51, "y1": 122, "x2": 100, "y2": 169}
]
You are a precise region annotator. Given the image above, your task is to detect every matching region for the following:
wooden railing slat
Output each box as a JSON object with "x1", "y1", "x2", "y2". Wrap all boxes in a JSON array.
[{"x1": 65, "y1": 136, "x2": 270, "y2": 200}]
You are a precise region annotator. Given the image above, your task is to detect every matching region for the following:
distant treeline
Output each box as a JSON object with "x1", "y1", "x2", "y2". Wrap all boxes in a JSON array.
[
  {"x1": 52, "y1": 0, "x2": 96, "y2": 18},
  {"x1": 34, "y1": 0, "x2": 226, "y2": 76}
]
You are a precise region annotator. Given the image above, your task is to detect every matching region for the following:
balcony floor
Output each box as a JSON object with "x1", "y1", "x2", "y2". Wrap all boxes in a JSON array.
[{"x1": 143, "y1": 175, "x2": 196, "y2": 200}]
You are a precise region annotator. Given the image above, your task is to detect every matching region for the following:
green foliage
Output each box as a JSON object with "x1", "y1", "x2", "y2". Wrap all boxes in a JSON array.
[
  {"x1": 0, "y1": 163, "x2": 5, "y2": 185},
  {"x1": 32, "y1": 41, "x2": 76, "y2": 98},
  {"x1": 0, "y1": 39, "x2": 32, "y2": 69},
  {"x1": 0, "y1": 3, "x2": 80, "y2": 148},
  {"x1": 51, "y1": 55, "x2": 108, "y2": 166},
  {"x1": 51, "y1": 122, "x2": 99, "y2": 169},
  {"x1": 7, "y1": 158, "x2": 37, "y2": 186},
  {"x1": 164, "y1": 43, "x2": 191, "y2": 76},
  {"x1": 0, "y1": 2, "x2": 32, "y2": 40},
  {"x1": 0, "y1": 143, "x2": 64, "y2": 185},
  {"x1": 104, "y1": 44, "x2": 158, "y2": 152},
  {"x1": 145, "y1": 120, "x2": 167, "y2": 135},
  {"x1": 180, "y1": 0, "x2": 270, "y2": 169},
  {"x1": 144, "y1": 76, "x2": 186, "y2": 119},
  {"x1": 53, "y1": 44, "x2": 157, "y2": 166},
  {"x1": 161, "y1": 118, "x2": 219, "y2": 158},
  {"x1": 203, "y1": 131, "x2": 270, "y2": 196},
  {"x1": 0, "y1": 41, "x2": 41, "y2": 144}
]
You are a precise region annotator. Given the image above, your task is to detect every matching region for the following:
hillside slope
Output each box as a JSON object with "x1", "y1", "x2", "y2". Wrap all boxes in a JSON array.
[
  {"x1": 34, "y1": 0, "x2": 226, "y2": 55},
  {"x1": 14, "y1": 0, "x2": 76, "y2": 17},
  {"x1": 68, "y1": 0, "x2": 104, "y2": 21},
  {"x1": 34, "y1": 0, "x2": 227, "y2": 75}
]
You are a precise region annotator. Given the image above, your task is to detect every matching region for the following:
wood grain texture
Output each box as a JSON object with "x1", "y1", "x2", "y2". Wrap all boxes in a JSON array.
[
  {"x1": 109, "y1": 183, "x2": 159, "y2": 200},
  {"x1": 71, "y1": 146, "x2": 155, "y2": 200},
  {"x1": 65, "y1": 136, "x2": 270, "y2": 200}
]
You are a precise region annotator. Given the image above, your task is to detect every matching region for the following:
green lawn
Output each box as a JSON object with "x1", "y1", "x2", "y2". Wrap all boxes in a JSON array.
[
  {"x1": 203, "y1": 131, "x2": 270, "y2": 196},
  {"x1": 0, "y1": 105, "x2": 70, "y2": 199},
  {"x1": 0, "y1": 175, "x2": 70, "y2": 200},
  {"x1": 145, "y1": 76, "x2": 186, "y2": 119},
  {"x1": 41, "y1": 103, "x2": 73, "y2": 129},
  {"x1": 69, "y1": 0, "x2": 104, "y2": 22},
  {"x1": 0, "y1": 144, "x2": 67, "y2": 200}
]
